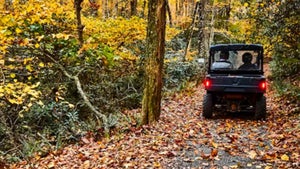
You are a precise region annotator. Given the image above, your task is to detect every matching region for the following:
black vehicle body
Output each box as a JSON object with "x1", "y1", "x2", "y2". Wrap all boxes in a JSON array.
[{"x1": 203, "y1": 44, "x2": 267, "y2": 119}]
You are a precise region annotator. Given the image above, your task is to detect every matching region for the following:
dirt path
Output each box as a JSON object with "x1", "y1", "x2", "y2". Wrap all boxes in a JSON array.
[
  {"x1": 165, "y1": 86, "x2": 299, "y2": 169},
  {"x1": 11, "y1": 84, "x2": 299, "y2": 168}
]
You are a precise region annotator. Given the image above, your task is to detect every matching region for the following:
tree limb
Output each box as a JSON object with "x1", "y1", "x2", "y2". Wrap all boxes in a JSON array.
[{"x1": 43, "y1": 51, "x2": 109, "y2": 132}]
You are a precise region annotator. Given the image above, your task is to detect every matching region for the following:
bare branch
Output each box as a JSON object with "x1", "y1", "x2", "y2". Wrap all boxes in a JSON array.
[{"x1": 43, "y1": 51, "x2": 109, "y2": 132}]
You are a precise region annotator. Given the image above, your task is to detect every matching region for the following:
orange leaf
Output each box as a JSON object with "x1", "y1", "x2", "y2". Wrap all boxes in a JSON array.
[{"x1": 211, "y1": 149, "x2": 218, "y2": 157}]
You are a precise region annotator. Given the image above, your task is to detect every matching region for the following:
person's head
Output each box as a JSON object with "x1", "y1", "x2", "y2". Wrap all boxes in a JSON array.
[
  {"x1": 220, "y1": 51, "x2": 229, "y2": 60},
  {"x1": 242, "y1": 52, "x2": 253, "y2": 64}
]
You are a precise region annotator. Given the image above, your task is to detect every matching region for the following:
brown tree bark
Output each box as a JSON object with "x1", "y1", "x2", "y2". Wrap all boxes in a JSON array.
[
  {"x1": 184, "y1": 1, "x2": 200, "y2": 60},
  {"x1": 75, "y1": 0, "x2": 84, "y2": 47},
  {"x1": 141, "y1": 0, "x2": 166, "y2": 125},
  {"x1": 130, "y1": 0, "x2": 137, "y2": 17},
  {"x1": 141, "y1": 0, "x2": 147, "y2": 18},
  {"x1": 198, "y1": 0, "x2": 209, "y2": 58},
  {"x1": 102, "y1": 0, "x2": 109, "y2": 18},
  {"x1": 166, "y1": 0, "x2": 173, "y2": 26}
]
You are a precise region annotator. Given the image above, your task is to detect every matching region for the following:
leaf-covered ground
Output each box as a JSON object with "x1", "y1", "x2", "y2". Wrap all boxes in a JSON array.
[{"x1": 10, "y1": 85, "x2": 299, "y2": 169}]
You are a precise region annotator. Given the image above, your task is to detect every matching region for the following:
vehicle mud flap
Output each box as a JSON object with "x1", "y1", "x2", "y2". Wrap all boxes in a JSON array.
[
  {"x1": 203, "y1": 94, "x2": 213, "y2": 118},
  {"x1": 255, "y1": 96, "x2": 266, "y2": 120}
]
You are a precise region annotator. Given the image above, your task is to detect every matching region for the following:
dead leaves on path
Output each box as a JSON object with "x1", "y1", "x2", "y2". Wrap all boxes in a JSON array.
[{"x1": 11, "y1": 87, "x2": 299, "y2": 168}]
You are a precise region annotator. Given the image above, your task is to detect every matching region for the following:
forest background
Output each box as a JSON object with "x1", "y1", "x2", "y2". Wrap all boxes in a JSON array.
[{"x1": 0, "y1": 0, "x2": 299, "y2": 163}]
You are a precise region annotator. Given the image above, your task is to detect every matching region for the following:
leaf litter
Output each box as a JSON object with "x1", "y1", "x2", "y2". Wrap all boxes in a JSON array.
[{"x1": 10, "y1": 85, "x2": 299, "y2": 169}]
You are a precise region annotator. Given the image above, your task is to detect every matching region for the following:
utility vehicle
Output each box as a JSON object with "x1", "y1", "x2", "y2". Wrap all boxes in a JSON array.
[{"x1": 203, "y1": 44, "x2": 267, "y2": 119}]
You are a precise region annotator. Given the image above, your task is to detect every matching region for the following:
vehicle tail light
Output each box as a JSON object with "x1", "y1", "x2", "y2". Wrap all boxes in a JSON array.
[
  {"x1": 259, "y1": 80, "x2": 266, "y2": 91},
  {"x1": 204, "y1": 78, "x2": 212, "y2": 89}
]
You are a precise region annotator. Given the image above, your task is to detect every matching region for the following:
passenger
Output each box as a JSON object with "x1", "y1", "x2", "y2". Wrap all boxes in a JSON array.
[
  {"x1": 238, "y1": 52, "x2": 257, "y2": 70},
  {"x1": 212, "y1": 51, "x2": 233, "y2": 69}
]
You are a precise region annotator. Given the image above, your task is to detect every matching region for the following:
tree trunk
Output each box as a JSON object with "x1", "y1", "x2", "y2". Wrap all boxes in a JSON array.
[
  {"x1": 197, "y1": 0, "x2": 209, "y2": 58},
  {"x1": 184, "y1": 1, "x2": 200, "y2": 61},
  {"x1": 75, "y1": 0, "x2": 84, "y2": 47},
  {"x1": 178, "y1": 0, "x2": 184, "y2": 16},
  {"x1": 166, "y1": 0, "x2": 173, "y2": 26},
  {"x1": 141, "y1": 0, "x2": 166, "y2": 125},
  {"x1": 130, "y1": 0, "x2": 137, "y2": 17},
  {"x1": 114, "y1": 0, "x2": 119, "y2": 17},
  {"x1": 102, "y1": 0, "x2": 109, "y2": 18},
  {"x1": 141, "y1": 0, "x2": 147, "y2": 18}
]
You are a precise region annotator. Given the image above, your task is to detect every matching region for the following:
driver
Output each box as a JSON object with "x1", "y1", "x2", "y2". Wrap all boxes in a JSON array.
[{"x1": 212, "y1": 51, "x2": 233, "y2": 69}]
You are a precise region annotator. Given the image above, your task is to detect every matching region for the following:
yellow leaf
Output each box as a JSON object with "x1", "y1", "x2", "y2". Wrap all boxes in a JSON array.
[
  {"x1": 26, "y1": 65, "x2": 33, "y2": 72},
  {"x1": 16, "y1": 27, "x2": 22, "y2": 34},
  {"x1": 35, "y1": 43, "x2": 40, "y2": 48},
  {"x1": 37, "y1": 35, "x2": 44, "y2": 42},
  {"x1": 0, "y1": 87, "x2": 4, "y2": 98},
  {"x1": 244, "y1": 2, "x2": 249, "y2": 7},
  {"x1": 23, "y1": 38, "x2": 29, "y2": 45},
  {"x1": 23, "y1": 58, "x2": 33, "y2": 65},
  {"x1": 28, "y1": 90, "x2": 40, "y2": 98},
  {"x1": 281, "y1": 154, "x2": 289, "y2": 161},
  {"x1": 0, "y1": 59, "x2": 4, "y2": 65},
  {"x1": 211, "y1": 141, "x2": 218, "y2": 148},
  {"x1": 38, "y1": 62, "x2": 45, "y2": 67},
  {"x1": 153, "y1": 162, "x2": 161, "y2": 167},
  {"x1": 8, "y1": 98, "x2": 19, "y2": 104},
  {"x1": 64, "y1": 35, "x2": 69, "y2": 40},
  {"x1": 32, "y1": 82, "x2": 40, "y2": 88},
  {"x1": 10, "y1": 73, "x2": 16, "y2": 78},
  {"x1": 4, "y1": 30, "x2": 12, "y2": 36}
]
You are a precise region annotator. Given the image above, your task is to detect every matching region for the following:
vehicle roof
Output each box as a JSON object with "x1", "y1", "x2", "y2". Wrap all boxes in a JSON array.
[{"x1": 210, "y1": 44, "x2": 263, "y2": 51}]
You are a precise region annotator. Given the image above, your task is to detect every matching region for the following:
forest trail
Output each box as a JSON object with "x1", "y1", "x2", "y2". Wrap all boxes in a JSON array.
[{"x1": 11, "y1": 66, "x2": 299, "y2": 169}]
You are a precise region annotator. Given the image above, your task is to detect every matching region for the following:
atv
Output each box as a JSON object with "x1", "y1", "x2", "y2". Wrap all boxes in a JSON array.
[{"x1": 202, "y1": 44, "x2": 267, "y2": 119}]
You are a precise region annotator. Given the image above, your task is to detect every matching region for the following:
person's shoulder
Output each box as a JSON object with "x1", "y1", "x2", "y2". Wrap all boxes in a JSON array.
[
  {"x1": 212, "y1": 61, "x2": 232, "y2": 69},
  {"x1": 239, "y1": 64, "x2": 257, "y2": 70}
]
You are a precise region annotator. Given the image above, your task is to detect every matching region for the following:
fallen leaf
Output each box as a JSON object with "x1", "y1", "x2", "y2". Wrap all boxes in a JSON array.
[
  {"x1": 201, "y1": 152, "x2": 210, "y2": 159},
  {"x1": 47, "y1": 161, "x2": 55, "y2": 168},
  {"x1": 211, "y1": 140, "x2": 218, "y2": 148},
  {"x1": 248, "y1": 150, "x2": 257, "y2": 159},
  {"x1": 82, "y1": 160, "x2": 90, "y2": 169},
  {"x1": 81, "y1": 137, "x2": 90, "y2": 144},
  {"x1": 153, "y1": 162, "x2": 161, "y2": 167},
  {"x1": 281, "y1": 154, "x2": 289, "y2": 161},
  {"x1": 211, "y1": 149, "x2": 218, "y2": 157}
]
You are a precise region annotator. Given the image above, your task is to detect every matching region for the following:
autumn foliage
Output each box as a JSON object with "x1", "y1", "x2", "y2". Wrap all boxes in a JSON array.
[{"x1": 0, "y1": 0, "x2": 299, "y2": 167}]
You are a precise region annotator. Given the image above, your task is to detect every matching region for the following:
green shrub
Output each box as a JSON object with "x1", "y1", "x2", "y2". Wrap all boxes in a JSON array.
[
  {"x1": 164, "y1": 59, "x2": 204, "y2": 91},
  {"x1": 0, "y1": 101, "x2": 91, "y2": 162}
]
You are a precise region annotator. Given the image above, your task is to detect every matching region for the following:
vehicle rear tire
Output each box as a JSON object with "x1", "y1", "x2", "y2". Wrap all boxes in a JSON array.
[
  {"x1": 255, "y1": 95, "x2": 266, "y2": 120},
  {"x1": 203, "y1": 94, "x2": 213, "y2": 118}
]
